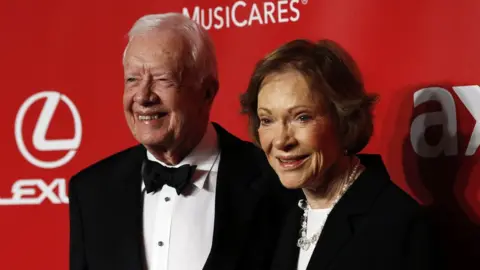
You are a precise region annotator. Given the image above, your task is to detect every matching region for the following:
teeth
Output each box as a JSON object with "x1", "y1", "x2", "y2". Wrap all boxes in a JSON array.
[
  {"x1": 280, "y1": 158, "x2": 300, "y2": 163},
  {"x1": 279, "y1": 156, "x2": 307, "y2": 163},
  {"x1": 138, "y1": 115, "x2": 160, "y2": 121}
]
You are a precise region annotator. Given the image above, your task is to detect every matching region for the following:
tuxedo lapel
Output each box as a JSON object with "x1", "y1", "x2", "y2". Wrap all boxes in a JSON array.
[
  {"x1": 106, "y1": 145, "x2": 146, "y2": 269},
  {"x1": 306, "y1": 154, "x2": 390, "y2": 270},
  {"x1": 203, "y1": 123, "x2": 267, "y2": 270}
]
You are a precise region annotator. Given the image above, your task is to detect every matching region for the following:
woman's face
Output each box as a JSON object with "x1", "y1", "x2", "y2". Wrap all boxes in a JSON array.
[{"x1": 257, "y1": 70, "x2": 343, "y2": 189}]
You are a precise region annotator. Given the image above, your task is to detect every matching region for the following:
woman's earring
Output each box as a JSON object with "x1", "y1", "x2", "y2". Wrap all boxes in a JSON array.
[{"x1": 344, "y1": 149, "x2": 348, "y2": 156}]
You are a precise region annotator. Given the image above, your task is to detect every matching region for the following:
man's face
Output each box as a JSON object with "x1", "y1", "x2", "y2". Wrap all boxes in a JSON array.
[{"x1": 123, "y1": 29, "x2": 210, "y2": 153}]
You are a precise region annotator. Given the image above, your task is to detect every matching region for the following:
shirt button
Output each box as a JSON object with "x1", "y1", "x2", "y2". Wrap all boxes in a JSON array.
[
  {"x1": 158, "y1": 241, "x2": 164, "y2": 247},
  {"x1": 165, "y1": 197, "x2": 170, "y2": 202}
]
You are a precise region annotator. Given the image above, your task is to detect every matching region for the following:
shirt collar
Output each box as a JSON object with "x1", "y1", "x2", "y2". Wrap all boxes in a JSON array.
[{"x1": 143, "y1": 122, "x2": 220, "y2": 190}]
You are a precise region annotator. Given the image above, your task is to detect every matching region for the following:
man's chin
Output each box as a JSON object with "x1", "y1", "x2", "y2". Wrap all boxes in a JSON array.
[{"x1": 135, "y1": 130, "x2": 172, "y2": 148}]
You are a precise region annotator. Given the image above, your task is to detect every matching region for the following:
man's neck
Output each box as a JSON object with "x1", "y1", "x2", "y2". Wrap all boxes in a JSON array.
[{"x1": 147, "y1": 122, "x2": 209, "y2": 165}]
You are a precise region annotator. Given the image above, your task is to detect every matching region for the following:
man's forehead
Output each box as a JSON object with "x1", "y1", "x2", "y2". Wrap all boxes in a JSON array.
[
  {"x1": 131, "y1": 29, "x2": 185, "y2": 48},
  {"x1": 125, "y1": 30, "x2": 187, "y2": 59}
]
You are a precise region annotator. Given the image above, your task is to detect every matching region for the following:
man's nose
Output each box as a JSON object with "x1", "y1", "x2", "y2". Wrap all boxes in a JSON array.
[{"x1": 134, "y1": 76, "x2": 160, "y2": 105}]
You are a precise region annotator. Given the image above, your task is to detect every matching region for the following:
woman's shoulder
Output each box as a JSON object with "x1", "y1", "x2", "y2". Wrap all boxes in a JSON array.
[
  {"x1": 377, "y1": 180, "x2": 423, "y2": 214},
  {"x1": 356, "y1": 153, "x2": 424, "y2": 218}
]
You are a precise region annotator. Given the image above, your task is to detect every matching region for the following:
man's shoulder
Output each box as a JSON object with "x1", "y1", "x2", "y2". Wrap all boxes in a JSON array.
[
  {"x1": 213, "y1": 123, "x2": 268, "y2": 165},
  {"x1": 212, "y1": 122, "x2": 263, "y2": 155},
  {"x1": 231, "y1": 137, "x2": 265, "y2": 158},
  {"x1": 70, "y1": 144, "x2": 145, "y2": 185},
  {"x1": 213, "y1": 123, "x2": 299, "y2": 203}
]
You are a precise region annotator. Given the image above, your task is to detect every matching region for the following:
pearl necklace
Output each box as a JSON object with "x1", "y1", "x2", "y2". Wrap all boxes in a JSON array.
[{"x1": 297, "y1": 158, "x2": 361, "y2": 251}]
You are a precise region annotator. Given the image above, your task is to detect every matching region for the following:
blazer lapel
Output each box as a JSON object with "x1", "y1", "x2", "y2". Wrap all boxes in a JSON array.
[
  {"x1": 203, "y1": 123, "x2": 267, "y2": 270},
  {"x1": 307, "y1": 154, "x2": 391, "y2": 270},
  {"x1": 306, "y1": 201, "x2": 353, "y2": 270},
  {"x1": 270, "y1": 206, "x2": 303, "y2": 270},
  {"x1": 107, "y1": 145, "x2": 146, "y2": 269}
]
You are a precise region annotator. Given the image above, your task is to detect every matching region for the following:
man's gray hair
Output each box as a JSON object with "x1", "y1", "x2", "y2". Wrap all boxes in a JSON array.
[{"x1": 124, "y1": 13, "x2": 218, "y2": 86}]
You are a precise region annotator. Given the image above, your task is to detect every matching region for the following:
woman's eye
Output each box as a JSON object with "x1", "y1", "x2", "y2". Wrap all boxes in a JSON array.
[
  {"x1": 298, "y1": 114, "x2": 312, "y2": 122},
  {"x1": 259, "y1": 118, "x2": 272, "y2": 126}
]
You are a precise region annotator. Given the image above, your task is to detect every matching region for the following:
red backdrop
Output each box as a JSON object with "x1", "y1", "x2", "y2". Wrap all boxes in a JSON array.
[{"x1": 1, "y1": 0, "x2": 479, "y2": 269}]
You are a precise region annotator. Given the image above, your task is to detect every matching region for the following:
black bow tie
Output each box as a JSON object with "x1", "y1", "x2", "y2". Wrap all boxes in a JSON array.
[{"x1": 142, "y1": 159, "x2": 197, "y2": 195}]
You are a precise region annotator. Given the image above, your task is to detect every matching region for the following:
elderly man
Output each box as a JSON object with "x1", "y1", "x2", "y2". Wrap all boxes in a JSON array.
[{"x1": 68, "y1": 12, "x2": 295, "y2": 270}]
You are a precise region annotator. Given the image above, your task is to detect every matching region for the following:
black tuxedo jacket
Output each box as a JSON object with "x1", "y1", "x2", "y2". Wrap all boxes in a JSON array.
[
  {"x1": 271, "y1": 154, "x2": 442, "y2": 270},
  {"x1": 69, "y1": 123, "x2": 297, "y2": 270}
]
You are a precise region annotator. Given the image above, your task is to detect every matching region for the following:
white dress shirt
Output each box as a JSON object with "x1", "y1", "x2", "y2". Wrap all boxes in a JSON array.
[{"x1": 142, "y1": 123, "x2": 220, "y2": 270}]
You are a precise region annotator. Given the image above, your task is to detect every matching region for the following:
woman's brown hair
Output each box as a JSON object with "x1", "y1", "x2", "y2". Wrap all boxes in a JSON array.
[{"x1": 240, "y1": 39, "x2": 378, "y2": 154}]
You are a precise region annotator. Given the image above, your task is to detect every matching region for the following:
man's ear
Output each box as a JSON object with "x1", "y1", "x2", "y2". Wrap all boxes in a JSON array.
[{"x1": 204, "y1": 76, "x2": 219, "y2": 103}]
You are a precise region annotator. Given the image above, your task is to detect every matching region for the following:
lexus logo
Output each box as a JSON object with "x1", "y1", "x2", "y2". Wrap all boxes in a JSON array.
[{"x1": 14, "y1": 91, "x2": 82, "y2": 169}]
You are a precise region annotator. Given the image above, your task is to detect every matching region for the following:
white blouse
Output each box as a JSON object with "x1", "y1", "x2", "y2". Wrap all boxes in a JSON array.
[{"x1": 297, "y1": 207, "x2": 332, "y2": 270}]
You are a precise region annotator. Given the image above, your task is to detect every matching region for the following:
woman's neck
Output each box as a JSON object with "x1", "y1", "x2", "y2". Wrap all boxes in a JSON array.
[{"x1": 302, "y1": 155, "x2": 359, "y2": 209}]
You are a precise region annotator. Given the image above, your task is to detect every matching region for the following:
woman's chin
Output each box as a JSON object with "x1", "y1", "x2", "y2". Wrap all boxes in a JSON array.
[
  {"x1": 279, "y1": 177, "x2": 306, "y2": 190},
  {"x1": 275, "y1": 167, "x2": 314, "y2": 190}
]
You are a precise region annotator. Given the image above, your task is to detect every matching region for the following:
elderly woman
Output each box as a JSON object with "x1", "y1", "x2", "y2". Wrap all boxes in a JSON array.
[{"x1": 240, "y1": 39, "x2": 439, "y2": 270}]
